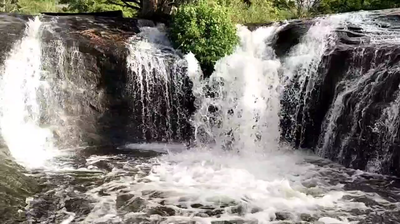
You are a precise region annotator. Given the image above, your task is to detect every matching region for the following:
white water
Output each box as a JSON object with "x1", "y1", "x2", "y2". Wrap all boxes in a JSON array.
[
  {"x1": 343, "y1": 11, "x2": 400, "y2": 44},
  {"x1": 281, "y1": 14, "x2": 348, "y2": 142},
  {"x1": 79, "y1": 23, "x2": 374, "y2": 224},
  {"x1": 316, "y1": 11, "x2": 400, "y2": 170},
  {"x1": 0, "y1": 18, "x2": 57, "y2": 168},
  {"x1": 126, "y1": 24, "x2": 188, "y2": 140},
  {"x1": 12, "y1": 13, "x2": 399, "y2": 224},
  {"x1": 191, "y1": 25, "x2": 282, "y2": 151},
  {"x1": 133, "y1": 24, "x2": 356, "y2": 223}
]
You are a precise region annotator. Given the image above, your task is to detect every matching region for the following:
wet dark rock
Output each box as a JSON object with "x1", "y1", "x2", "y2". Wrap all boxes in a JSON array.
[
  {"x1": 250, "y1": 207, "x2": 262, "y2": 213},
  {"x1": 117, "y1": 195, "x2": 146, "y2": 213},
  {"x1": 0, "y1": 158, "x2": 39, "y2": 223},
  {"x1": 64, "y1": 197, "x2": 92, "y2": 216},
  {"x1": 92, "y1": 160, "x2": 113, "y2": 172},
  {"x1": 195, "y1": 212, "x2": 209, "y2": 217},
  {"x1": 98, "y1": 189, "x2": 111, "y2": 196},
  {"x1": 337, "y1": 31, "x2": 370, "y2": 45},
  {"x1": 191, "y1": 203, "x2": 204, "y2": 208},
  {"x1": 230, "y1": 205, "x2": 246, "y2": 216},
  {"x1": 211, "y1": 221, "x2": 246, "y2": 224},
  {"x1": 273, "y1": 20, "x2": 313, "y2": 57},
  {"x1": 280, "y1": 9, "x2": 400, "y2": 177},
  {"x1": 143, "y1": 190, "x2": 168, "y2": 199},
  {"x1": 205, "y1": 208, "x2": 225, "y2": 217},
  {"x1": 148, "y1": 206, "x2": 176, "y2": 216},
  {"x1": 220, "y1": 201, "x2": 236, "y2": 208},
  {"x1": 1, "y1": 13, "x2": 195, "y2": 152},
  {"x1": 0, "y1": 14, "x2": 32, "y2": 65},
  {"x1": 300, "y1": 213, "x2": 317, "y2": 222},
  {"x1": 347, "y1": 25, "x2": 363, "y2": 32},
  {"x1": 275, "y1": 212, "x2": 291, "y2": 220},
  {"x1": 124, "y1": 216, "x2": 153, "y2": 224}
]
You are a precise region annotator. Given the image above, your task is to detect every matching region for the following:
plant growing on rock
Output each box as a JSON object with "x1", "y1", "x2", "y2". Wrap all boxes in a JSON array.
[{"x1": 169, "y1": 0, "x2": 238, "y2": 75}]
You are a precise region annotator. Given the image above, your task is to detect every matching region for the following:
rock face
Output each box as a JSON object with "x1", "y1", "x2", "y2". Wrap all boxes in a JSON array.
[
  {"x1": 279, "y1": 8, "x2": 400, "y2": 176},
  {"x1": 39, "y1": 14, "x2": 141, "y2": 148},
  {"x1": 0, "y1": 13, "x2": 194, "y2": 150},
  {"x1": 0, "y1": 14, "x2": 32, "y2": 65},
  {"x1": 0, "y1": 14, "x2": 194, "y2": 222}
]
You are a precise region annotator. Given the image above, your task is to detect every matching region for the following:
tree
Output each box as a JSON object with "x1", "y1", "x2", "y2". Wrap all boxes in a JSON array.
[{"x1": 169, "y1": 0, "x2": 238, "y2": 75}]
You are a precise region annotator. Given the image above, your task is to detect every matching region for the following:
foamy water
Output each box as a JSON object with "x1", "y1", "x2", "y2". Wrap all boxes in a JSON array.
[{"x1": 80, "y1": 18, "x2": 377, "y2": 224}]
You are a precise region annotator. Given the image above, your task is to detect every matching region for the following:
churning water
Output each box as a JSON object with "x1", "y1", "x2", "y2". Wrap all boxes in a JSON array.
[{"x1": 1, "y1": 12, "x2": 400, "y2": 224}]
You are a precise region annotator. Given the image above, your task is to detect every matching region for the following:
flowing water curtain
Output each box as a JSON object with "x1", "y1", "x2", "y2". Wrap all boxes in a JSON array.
[
  {"x1": 0, "y1": 16, "x2": 94, "y2": 168},
  {"x1": 126, "y1": 26, "x2": 191, "y2": 142},
  {"x1": 0, "y1": 17, "x2": 59, "y2": 167},
  {"x1": 190, "y1": 25, "x2": 283, "y2": 152},
  {"x1": 318, "y1": 47, "x2": 400, "y2": 173},
  {"x1": 280, "y1": 14, "x2": 346, "y2": 148},
  {"x1": 316, "y1": 12, "x2": 400, "y2": 173},
  {"x1": 278, "y1": 10, "x2": 400, "y2": 174},
  {"x1": 40, "y1": 33, "x2": 91, "y2": 149}
]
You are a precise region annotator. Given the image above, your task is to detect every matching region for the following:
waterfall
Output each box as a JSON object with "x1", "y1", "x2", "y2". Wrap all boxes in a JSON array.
[
  {"x1": 114, "y1": 24, "x2": 360, "y2": 223},
  {"x1": 0, "y1": 17, "x2": 57, "y2": 168},
  {"x1": 11, "y1": 12, "x2": 400, "y2": 224},
  {"x1": 126, "y1": 24, "x2": 193, "y2": 142},
  {"x1": 316, "y1": 12, "x2": 400, "y2": 172},
  {"x1": 190, "y1": 25, "x2": 282, "y2": 152},
  {"x1": 280, "y1": 11, "x2": 400, "y2": 175},
  {"x1": 280, "y1": 14, "x2": 346, "y2": 147},
  {"x1": 0, "y1": 18, "x2": 194, "y2": 168}
]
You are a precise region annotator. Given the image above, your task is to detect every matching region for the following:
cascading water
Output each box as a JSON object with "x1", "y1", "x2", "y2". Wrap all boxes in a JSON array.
[
  {"x1": 280, "y1": 10, "x2": 400, "y2": 175},
  {"x1": 2, "y1": 10, "x2": 400, "y2": 224},
  {"x1": 126, "y1": 24, "x2": 193, "y2": 142},
  {"x1": 191, "y1": 25, "x2": 282, "y2": 151},
  {"x1": 0, "y1": 17, "x2": 57, "y2": 168},
  {"x1": 0, "y1": 16, "x2": 103, "y2": 168},
  {"x1": 280, "y1": 14, "x2": 347, "y2": 147},
  {"x1": 316, "y1": 12, "x2": 400, "y2": 174},
  {"x1": 69, "y1": 23, "x2": 396, "y2": 224}
]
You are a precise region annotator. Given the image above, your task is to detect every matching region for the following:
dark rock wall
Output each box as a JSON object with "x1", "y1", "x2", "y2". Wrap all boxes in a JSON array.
[
  {"x1": 318, "y1": 46, "x2": 400, "y2": 175},
  {"x1": 40, "y1": 15, "x2": 194, "y2": 147},
  {"x1": 279, "y1": 9, "x2": 400, "y2": 176},
  {"x1": 39, "y1": 15, "x2": 140, "y2": 148},
  {"x1": 2, "y1": 10, "x2": 400, "y2": 177},
  {"x1": 0, "y1": 14, "x2": 194, "y2": 151},
  {"x1": 0, "y1": 14, "x2": 32, "y2": 65}
]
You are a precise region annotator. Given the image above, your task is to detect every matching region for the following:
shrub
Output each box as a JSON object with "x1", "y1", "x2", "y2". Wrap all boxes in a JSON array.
[{"x1": 169, "y1": 1, "x2": 239, "y2": 75}]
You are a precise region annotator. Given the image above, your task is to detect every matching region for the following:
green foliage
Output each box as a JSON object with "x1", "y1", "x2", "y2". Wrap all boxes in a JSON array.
[
  {"x1": 0, "y1": 0, "x2": 20, "y2": 13},
  {"x1": 0, "y1": 0, "x2": 137, "y2": 16},
  {"x1": 214, "y1": 0, "x2": 295, "y2": 24},
  {"x1": 316, "y1": 0, "x2": 399, "y2": 14},
  {"x1": 60, "y1": 0, "x2": 136, "y2": 17},
  {"x1": 0, "y1": 0, "x2": 61, "y2": 14},
  {"x1": 169, "y1": 1, "x2": 239, "y2": 74},
  {"x1": 18, "y1": 0, "x2": 61, "y2": 14}
]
